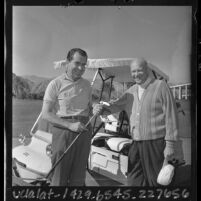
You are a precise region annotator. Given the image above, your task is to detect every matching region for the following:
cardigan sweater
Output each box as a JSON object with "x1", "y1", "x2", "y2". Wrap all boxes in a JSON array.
[{"x1": 109, "y1": 78, "x2": 179, "y2": 141}]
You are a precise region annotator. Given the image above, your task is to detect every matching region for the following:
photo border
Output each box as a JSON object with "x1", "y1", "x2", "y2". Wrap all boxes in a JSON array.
[{"x1": 5, "y1": 0, "x2": 197, "y2": 200}]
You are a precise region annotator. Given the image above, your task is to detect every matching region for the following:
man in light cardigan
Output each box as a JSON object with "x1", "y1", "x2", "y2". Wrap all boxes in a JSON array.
[{"x1": 93, "y1": 58, "x2": 179, "y2": 186}]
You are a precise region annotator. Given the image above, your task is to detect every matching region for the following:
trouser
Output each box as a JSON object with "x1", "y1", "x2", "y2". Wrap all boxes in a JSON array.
[
  {"x1": 127, "y1": 138, "x2": 165, "y2": 186},
  {"x1": 49, "y1": 119, "x2": 92, "y2": 186}
]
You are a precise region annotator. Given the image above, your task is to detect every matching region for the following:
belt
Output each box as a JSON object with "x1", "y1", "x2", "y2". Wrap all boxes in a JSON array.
[{"x1": 61, "y1": 115, "x2": 89, "y2": 122}]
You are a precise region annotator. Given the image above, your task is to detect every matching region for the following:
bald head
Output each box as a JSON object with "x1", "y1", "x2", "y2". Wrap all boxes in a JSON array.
[
  {"x1": 130, "y1": 58, "x2": 149, "y2": 85},
  {"x1": 131, "y1": 58, "x2": 148, "y2": 69}
]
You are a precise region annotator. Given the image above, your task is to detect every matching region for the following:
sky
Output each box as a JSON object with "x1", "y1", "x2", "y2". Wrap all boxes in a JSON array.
[{"x1": 12, "y1": 6, "x2": 192, "y2": 84}]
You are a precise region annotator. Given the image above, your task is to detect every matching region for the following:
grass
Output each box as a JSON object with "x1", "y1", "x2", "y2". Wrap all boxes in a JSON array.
[{"x1": 12, "y1": 98, "x2": 43, "y2": 138}]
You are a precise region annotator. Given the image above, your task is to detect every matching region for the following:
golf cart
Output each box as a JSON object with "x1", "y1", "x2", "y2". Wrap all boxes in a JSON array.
[
  {"x1": 12, "y1": 113, "x2": 52, "y2": 186},
  {"x1": 12, "y1": 58, "x2": 186, "y2": 186}
]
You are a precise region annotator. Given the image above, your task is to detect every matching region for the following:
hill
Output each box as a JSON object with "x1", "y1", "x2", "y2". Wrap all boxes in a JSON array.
[
  {"x1": 12, "y1": 73, "x2": 34, "y2": 99},
  {"x1": 30, "y1": 79, "x2": 52, "y2": 94},
  {"x1": 12, "y1": 73, "x2": 52, "y2": 99},
  {"x1": 22, "y1": 75, "x2": 51, "y2": 84}
]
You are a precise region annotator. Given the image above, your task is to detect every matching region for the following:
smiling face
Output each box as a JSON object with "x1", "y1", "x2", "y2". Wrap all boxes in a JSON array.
[
  {"x1": 130, "y1": 59, "x2": 149, "y2": 85},
  {"x1": 66, "y1": 52, "x2": 87, "y2": 81}
]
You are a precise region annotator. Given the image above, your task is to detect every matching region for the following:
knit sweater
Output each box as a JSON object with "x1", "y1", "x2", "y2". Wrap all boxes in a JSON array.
[{"x1": 109, "y1": 78, "x2": 179, "y2": 141}]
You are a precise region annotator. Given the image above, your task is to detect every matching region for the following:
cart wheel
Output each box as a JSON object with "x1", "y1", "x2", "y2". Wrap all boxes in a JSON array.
[{"x1": 12, "y1": 159, "x2": 20, "y2": 177}]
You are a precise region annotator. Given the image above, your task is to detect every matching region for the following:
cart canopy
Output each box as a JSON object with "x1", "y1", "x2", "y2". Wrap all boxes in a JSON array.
[
  {"x1": 53, "y1": 58, "x2": 169, "y2": 82},
  {"x1": 86, "y1": 58, "x2": 169, "y2": 82}
]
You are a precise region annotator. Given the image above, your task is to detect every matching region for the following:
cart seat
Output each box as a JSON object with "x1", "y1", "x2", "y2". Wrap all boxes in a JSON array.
[
  {"x1": 92, "y1": 132, "x2": 133, "y2": 153},
  {"x1": 106, "y1": 137, "x2": 133, "y2": 152}
]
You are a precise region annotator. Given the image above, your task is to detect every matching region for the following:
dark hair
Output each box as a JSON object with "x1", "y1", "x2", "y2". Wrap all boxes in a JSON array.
[{"x1": 66, "y1": 48, "x2": 88, "y2": 62}]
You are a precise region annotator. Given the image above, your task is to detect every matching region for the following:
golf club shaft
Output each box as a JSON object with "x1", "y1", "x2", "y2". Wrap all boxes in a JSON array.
[{"x1": 45, "y1": 114, "x2": 97, "y2": 179}]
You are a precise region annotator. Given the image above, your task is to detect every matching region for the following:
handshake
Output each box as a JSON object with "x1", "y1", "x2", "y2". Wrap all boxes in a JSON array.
[{"x1": 92, "y1": 102, "x2": 111, "y2": 116}]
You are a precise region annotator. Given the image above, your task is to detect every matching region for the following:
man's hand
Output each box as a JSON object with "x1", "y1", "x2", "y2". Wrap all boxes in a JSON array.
[
  {"x1": 164, "y1": 141, "x2": 175, "y2": 163},
  {"x1": 68, "y1": 122, "x2": 88, "y2": 133},
  {"x1": 92, "y1": 104, "x2": 104, "y2": 116}
]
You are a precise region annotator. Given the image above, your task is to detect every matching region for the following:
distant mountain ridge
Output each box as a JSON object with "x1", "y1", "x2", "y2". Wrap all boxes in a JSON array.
[
  {"x1": 30, "y1": 79, "x2": 52, "y2": 94},
  {"x1": 22, "y1": 75, "x2": 51, "y2": 84},
  {"x1": 12, "y1": 73, "x2": 52, "y2": 99}
]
